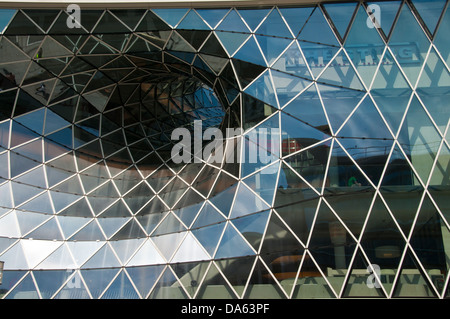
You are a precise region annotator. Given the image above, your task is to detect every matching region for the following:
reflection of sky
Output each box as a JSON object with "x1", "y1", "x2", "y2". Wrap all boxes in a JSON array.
[{"x1": 0, "y1": 10, "x2": 16, "y2": 33}]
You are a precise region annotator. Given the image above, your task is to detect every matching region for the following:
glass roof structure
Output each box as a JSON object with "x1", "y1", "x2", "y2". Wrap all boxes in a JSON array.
[{"x1": 0, "y1": 0, "x2": 449, "y2": 299}]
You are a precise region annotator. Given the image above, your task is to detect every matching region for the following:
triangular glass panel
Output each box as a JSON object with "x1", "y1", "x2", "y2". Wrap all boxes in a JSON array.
[
  {"x1": 195, "y1": 261, "x2": 237, "y2": 298},
  {"x1": 416, "y1": 48, "x2": 450, "y2": 135},
  {"x1": 93, "y1": 11, "x2": 130, "y2": 33},
  {"x1": 4, "y1": 10, "x2": 43, "y2": 35},
  {"x1": 233, "y1": 35, "x2": 266, "y2": 67},
  {"x1": 4, "y1": 273, "x2": 39, "y2": 299},
  {"x1": 15, "y1": 210, "x2": 50, "y2": 237},
  {"x1": 318, "y1": 50, "x2": 365, "y2": 91},
  {"x1": 371, "y1": 51, "x2": 412, "y2": 136},
  {"x1": 65, "y1": 241, "x2": 104, "y2": 268},
  {"x1": 292, "y1": 252, "x2": 336, "y2": 298},
  {"x1": 25, "y1": 217, "x2": 63, "y2": 241},
  {"x1": 243, "y1": 161, "x2": 279, "y2": 206},
  {"x1": 0, "y1": 182, "x2": 13, "y2": 208},
  {"x1": 171, "y1": 260, "x2": 210, "y2": 298},
  {"x1": 298, "y1": 7, "x2": 339, "y2": 47},
  {"x1": 282, "y1": 84, "x2": 330, "y2": 134},
  {"x1": 272, "y1": 69, "x2": 311, "y2": 108},
  {"x1": 126, "y1": 239, "x2": 165, "y2": 267},
  {"x1": 97, "y1": 216, "x2": 130, "y2": 239},
  {"x1": 13, "y1": 89, "x2": 45, "y2": 118},
  {"x1": 13, "y1": 138, "x2": 43, "y2": 162},
  {"x1": 299, "y1": 42, "x2": 340, "y2": 80},
  {"x1": 243, "y1": 257, "x2": 287, "y2": 298},
  {"x1": 171, "y1": 232, "x2": 210, "y2": 263},
  {"x1": 33, "y1": 269, "x2": 75, "y2": 299},
  {"x1": 80, "y1": 268, "x2": 119, "y2": 299},
  {"x1": 241, "y1": 114, "x2": 280, "y2": 177},
  {"x1": 318, "y1": 83, "x2": 365, "y2": 135},
  {"x1": 280, "y1": 109, "x2": 328, "y2": 156},
  {"x1": 177, "y1": 29, "x2": 210, "y2": 50},
  {"x1": 192, "y1": 222, "x2": 226, "y2": 257},
  {"x1": 389, "y1": 3, "x2": 431, "y2": 87},
  {"x1": 366, "y1": 1, "x2": 402, "y2": 38},
  {"x1": 411, "y1": 0, "x2": 447, "y2": 36},
  {"x1": 191, "y1": 201, "x2": 225, "y2": 229},
  {"x1": 177, "y1": 9, "x2": 210, "y2": 30},
  {"x1": 56, "y1": 215, "x2": 90, "y2": 239},
  {"x1": 272, "y1": 40, "x2": 312, "y2": 80},
  {"x1": 392, "y1": 248, "x2": 437, "y2": 297},
  {"x1": 360, "y1": 195, "x2": 406, "y2": 294},
  {"x1": 232, "y1": 209, "x2": 270, "y2": 253},
  {"x1": 244, "y1": 70, "x2": 277, "y2": 108},
  {"x1": 101, "y1": 270, "x2": 140, "y2": 299},
  {"x1": 20, "y1": 239, "x2": 62, "y2": 269},
  {"x1": 216, "y1": 256, "x2": 255, "y2": 298},
  {"x1": 428, "y1": 143, "x2": 450, "y2": 223},
  {"x1": 397, "y1": 95, "x2": 441, "y2": 185},
  {"x1": 109, "y1": 9, "x2": 146, "y2": 31},
  {"x1": 196, "y1": 8, "x2": 229, "y2": 29},
  {"x1": 0, "y1": 9, "x2": 16, "y2": 34},
  {"x1": 172, "y1": 198, "x2": 204, "y2": 229},
  {"x1": 0, "y1": 36, "x2": 29, "y2": 62},
  {"x1": 14, "y1": 165, "x2": 46, "y2": 189},
  {"x1": 338, "y1": 94, "x2": 393, "y2": 139},
  {"x1": 342, "y1": 248, "x2": 386, "y2": 297},
  {"x1": 338, "y1": 135, "x2": 394, "y2": 188},
  {"x1": 151, "y1": 212, "x2": 185, "y2": 236},
  {"x1": 126, "y1": 264, "x2": 165, "y2": 298},
  {"x1": 216, "y1": 30, "x2": 249, "y2": 57},
  {"x1": 37, "y1": 36, "x2": 73, "y2": 58},
  {"x1": 109, "y1": 238, "x2": 145, "y2": 265},
  {"x1": 151, "y1": 8, "x2": 187, "y2": 28},
  {"x1": 69, "y1": 219, "x2": 105, "y2": 241},
  {"x1": 323, "y1": 2, "x2": 358, "y2": 41},
  {"x1": 237, "y1": 8, "x2": 270, "y2": 32},
  {"x1": 11, "y1": 181, "x2": 43, "y2": 207},
  {"x1": 0, "y1": 240, "x2": 28, "y2": 270},
  {"x1": 275, "y1": 197, "x2": 319, "y2": 245},
  {"x1": 216, "y1": 9, "x2": 248, "y2": 33},
  {"x1": 111, "y1": 218, "x2": 146, "y2": 241},
  {"x1": 229, "y1": 183, "x2": 269, "y2": 219},
  {"x1": 256, "y1": 8, "x2": 291, "y2": 38},
  {"x1": 275, "y1": 161, "x2": 320, "y2": 208},
  {"x1": 343, "y1": 4, "x2": 385, "y2": 88},
  {"x1": 260, "y1": 210, "x2": 303, "y2": 258},
  {"x1": 148, "y1": 267, "x2": 188, "y2": 299},
  {"x1": 278, "y1": 7, "x2": 314, "y2": 37},
  {"x1": 82, "y1": 243, "x2": 121, "y2": 269},
  {"x1": 308, "y1": 199, "x2": 356, "y2": 294},
  {"x1": 410, "y1": 193, "x2": 450, "y2": 295},
  {"x1": 151, "y1": 232, "x2": 185, "y2": 261},
  {"x1": 34, "y1": 243, "x2": 75, "y2": 270},
  {"x1": 134, "y1": 10, "x2": 171, "y2": 32},
  {"x1": 380, "y1": 144, "x2": 424, "y2": 235},
  {"x1": 198, "y1": 32, "x2": 227, "y2": 58},
  {"x1": 215, "y1": 222, "x2": 255, "y2": 259}
]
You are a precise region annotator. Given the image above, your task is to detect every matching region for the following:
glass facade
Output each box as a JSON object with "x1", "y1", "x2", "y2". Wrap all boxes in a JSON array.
[{"x1": 0, "y1": 0, "x2": 448, "y2": 299}]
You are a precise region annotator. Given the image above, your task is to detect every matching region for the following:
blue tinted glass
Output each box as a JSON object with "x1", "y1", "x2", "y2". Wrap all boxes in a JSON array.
[
  {"x1": 411, "y1": 0, "x2": 447, "y2": 34},
  {"x1": 0, "y1": 9, "x2": 16, "y2": 33}
]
